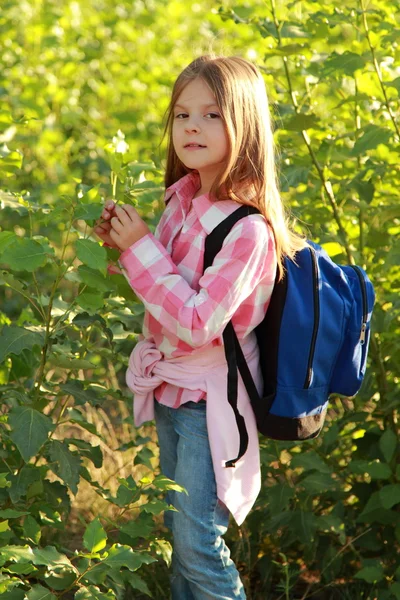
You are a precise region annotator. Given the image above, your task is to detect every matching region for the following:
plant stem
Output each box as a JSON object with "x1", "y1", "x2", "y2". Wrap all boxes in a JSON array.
[
  {"x1": 354, "y1": 75, "x2": 365, "y2": 262},
  {"x1": 111, "y1": 171, "x2": 117, "y2": 198},
  {"x1": 32, "y1": 210, "x2": 75, "y2": 398},
  {"x1": 269, "y1": 0, "x2": 353, "y2": 264},
  {"x1": 359, "y1": 0, "x2": 400, "y2": 139}
]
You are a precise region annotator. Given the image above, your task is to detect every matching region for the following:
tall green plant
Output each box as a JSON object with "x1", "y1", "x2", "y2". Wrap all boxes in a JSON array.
[
  {"x1": 0, "y1": 140, "x2": 184, "y2": 598},
  {"x1": 218, "y1": 1, "x2": 400, "y2": 598}
]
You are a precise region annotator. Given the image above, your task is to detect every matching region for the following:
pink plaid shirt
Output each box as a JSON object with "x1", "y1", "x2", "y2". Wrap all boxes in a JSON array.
[
  {"x1": 119, "y1": 170, "x2": 277, "y2": 407},
  {"x1": 118, "y1": 170, "x2": 277, "y2": 523}
]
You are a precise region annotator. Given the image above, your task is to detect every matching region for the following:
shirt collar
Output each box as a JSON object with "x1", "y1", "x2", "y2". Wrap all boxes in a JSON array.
[{"x1": 164, "y1": 171, "x2": 241, "y2": 234}]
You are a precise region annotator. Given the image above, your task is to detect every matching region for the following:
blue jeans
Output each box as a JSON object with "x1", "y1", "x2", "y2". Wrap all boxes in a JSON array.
[{"x1": 154, "y1": 399, "x2": 247, "y2": 600}]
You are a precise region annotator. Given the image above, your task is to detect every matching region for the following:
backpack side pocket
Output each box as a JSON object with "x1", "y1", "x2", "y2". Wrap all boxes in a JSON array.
[{"x1": 330, "y1": 265, "x2": 375, "y2": 396}]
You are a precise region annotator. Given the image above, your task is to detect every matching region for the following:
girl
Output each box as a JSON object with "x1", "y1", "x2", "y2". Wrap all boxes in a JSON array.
[{"x1": 94, "y1": 54, "x2": 306, "y2": 600}]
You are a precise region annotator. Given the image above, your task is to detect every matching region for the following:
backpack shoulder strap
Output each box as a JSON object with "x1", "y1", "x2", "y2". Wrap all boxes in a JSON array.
[
  {"x1": 203, "y1": 204, "x2": 261, "y2": 468},
  {"x1": 203, "y1": 204, "x2": 260, "y2": 271}
]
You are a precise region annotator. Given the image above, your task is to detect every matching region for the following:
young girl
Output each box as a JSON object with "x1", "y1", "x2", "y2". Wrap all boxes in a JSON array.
[{"x1": 94, "y1": 54, "x2": 306, "y2": 600}]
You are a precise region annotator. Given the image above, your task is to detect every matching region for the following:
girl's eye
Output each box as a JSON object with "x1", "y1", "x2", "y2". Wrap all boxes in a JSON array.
[{"x1": 174, "y1": 113, "x2": 220, "y2": 119}]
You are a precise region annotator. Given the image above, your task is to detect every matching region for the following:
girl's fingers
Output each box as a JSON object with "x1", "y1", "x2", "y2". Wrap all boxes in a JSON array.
[
  {"x1": 114, "y1": 205, "x2": 132, "y2": 224},
  {"x1": 110, "y1": 216, "x2": 123, "y2": 232},
  {"x1": 120, "y1": 204, "x2": 138, "y2": 219}
]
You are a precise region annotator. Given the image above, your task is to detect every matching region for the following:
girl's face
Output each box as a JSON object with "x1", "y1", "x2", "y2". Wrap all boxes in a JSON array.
[{"x1": 172, "y1": 78, "x2": 229, "y2": 187}]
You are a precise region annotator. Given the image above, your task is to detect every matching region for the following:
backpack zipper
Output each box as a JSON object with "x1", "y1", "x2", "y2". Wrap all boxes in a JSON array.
[
  {"x1": 349, "y1": 265, "x2": 368, "y2": 344},
  {"x1": 304, "y1": 246, "x2": 320, "y2": 389}
]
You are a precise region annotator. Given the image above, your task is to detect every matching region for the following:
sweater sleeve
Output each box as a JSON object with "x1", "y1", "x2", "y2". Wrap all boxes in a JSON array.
[{"x1": 118, "y1": 215, "x2": 275, "y2": 349}]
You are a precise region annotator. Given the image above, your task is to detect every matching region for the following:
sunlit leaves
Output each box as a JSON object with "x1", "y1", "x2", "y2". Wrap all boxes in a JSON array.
[
  {"x1": 350, "y1": 124, "x2": 393, "y2": 156},
  {"x1": 83, "y1": 519, "x2": 107, "y2": 554},
  {"x1": 0, "y1": 145, "x2": 23, "y2": 179}
]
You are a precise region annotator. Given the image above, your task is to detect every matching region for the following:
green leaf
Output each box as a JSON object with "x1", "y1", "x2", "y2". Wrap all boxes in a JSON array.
[
  {"x1": 300, "y1": 472, "x2": 337, "y2": 494},
  {"x1": 75, "y1": 585, "x2": 116, "y2": 600},
  {"x1": 0, "y1": 590, "x2": 25, "y2": 600},
  {"x1": 75, "y1": 239, "x2": 107, "y2": 273},
  {"x1": 124, "y1": 572, "x2": 152, "y2": 597},
  {"x1": 31, "y1": 546, "x2": 74, "y2": 570},
  {"x1": 74, "y1": 204, "x2": 103, "y2": 222},
  {"x1": 289, "y1": 510, "x2": 318, "y2": 543},
  {"x1": 83, "y1": 518, "x2": 107, "y2": 553},
  {"x1": 48, "y1": 354, "x2": 96, "y2": 370},
  {"x1": 284, "y1": 113, "x2": 320, "y2": 131},
  {"x1": 0, "y1": 473, "x2": 10, "y2": 489},
  {"x1": 119, "y1": 513, "x2": 154, "y2": 540},
  {"x1": 379, "y1": 484, "x2": 400, "y2": 510},
  {"x1": 9, "y1": 465, "x2": 42, "y2": 503},
  {"x1": 386, "y1": 76, "x2": 400, "y2": 94},
  {"x1": 322, "y1": 51, "x2": 366, "y2": 76},
  {"x1": 0, "y1": 232, "x2": 16, "y2": 255},
  {"x1": 354, "y1": 564, "x2": 384, "y2": 583},
  {"x1": 141, "y1": 498, "x2": 172, "y2": 516},
  {"x1": 66, "y1": 408, "x2": 102, "y2": 437},
  {"x1": 0, "y1": 520, "x2": 10, "y2": 533},
  {"x1": 23, "y1": 515, "x2": 41, "y2": 544},
  {"x1": 280, "y1": 23, "x2": 309, "y2": 38},
  {"x1": 103, "y1": 544, "x2": 156, "y2": 571},
  {"x1": 349, "y1": 460, "x2": 392, "y2": 480},
  {"x1": 317, "y1": 515, "x2": 346, "y2": 544},
  {"x1": 2, "y1": 238, "x2": 47, "y2": 271},
  {"x1": 76, "y1": 292, "x2": 104, "y2": 314},
  {"x1": 0, "y1": 326, "x2": 44, "y2": 364},
  {"x1": 49, "y1": 440, "x2": 81, "y2": 494},
  {"x1": 134, "y1": 447, "x2": 154, "y2": 469},
  {"x1": 152, "y1": 474, "x2": 187, "y2": 494},
  {"x1": 5, "y1": 563, "x2": 36, "y2": 575},
  {"x1": 0, "y1": 145, "x2": 23, "y2": 178},
  {"x1": 60, "y1": 380, "x2": 102, "y2": 406},
  {"x1": 391, "y1": 582, "x2": 400, "y2": 600},
  {"x1": 0, "y1": 510, "x2": 29, "y2": 519},
  {"x1": 114, "y1": 483, "x2": 137, "y2": 507},
  {"x1": 78, "y1": 185, "x2": 101, "y2": 204},
  {"x1": 69, "y1": 439, "x2": 103, "y2": 468},
  {"x1": 379, "y1": 428, "x2": 397, "y2": 463},
  {"x1": 151, "y1": 538, "x2": 172, "y2": 567},
  {"x1": 0, "y1": 271, "x2": 27, "y2": 293},
  {"x1": 26, "y1": 584, "x2": 57, "y2": 600},
  {"x1": 76, "y1": 266, "x2": 111, "y2": 292},
  {"x1": 8, "y1": 407, "x2": 54, "y2": 462},
  {"x1": 350, "y1": 124, "x2": 392, "y2": 156},
  {"x1": 0, "y1": 545, "x2": 34, "y2": 563},
  {"x1": 290, "y1": 451, "x2": 331, "y2": 473},
  {"x1": 265, "y1": 484, "x2": 295, "y2": 513},
  {"x1": 43, "y1": 567, "x2": 77, "y2": 591},
  {"x1": 357, "y1": 491, "x2": 386, "y2": 522}
]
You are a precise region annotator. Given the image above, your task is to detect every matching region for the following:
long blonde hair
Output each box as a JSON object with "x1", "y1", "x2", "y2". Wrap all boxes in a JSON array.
[{"x1": 160, "y1": 54, "x2": 307, "y2": 280}]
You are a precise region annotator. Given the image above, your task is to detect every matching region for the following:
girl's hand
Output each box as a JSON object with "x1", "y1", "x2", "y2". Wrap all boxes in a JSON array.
[
  {"x1": 109, "y1": 204, "x2": 151, "y2": 252},
  {"x1": 93, "y1": 200, "x2": 121, "y2": 249}
]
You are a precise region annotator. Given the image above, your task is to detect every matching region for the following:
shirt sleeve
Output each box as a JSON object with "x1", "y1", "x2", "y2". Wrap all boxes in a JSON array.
[{"x1": 118, "y1": 215, "x2": 275, "y2": 349}]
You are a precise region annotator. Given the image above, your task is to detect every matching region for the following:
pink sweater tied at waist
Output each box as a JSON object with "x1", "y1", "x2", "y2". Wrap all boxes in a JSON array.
[{"x1": 126, "y1": 335, "x2": 263, "y2": 526}]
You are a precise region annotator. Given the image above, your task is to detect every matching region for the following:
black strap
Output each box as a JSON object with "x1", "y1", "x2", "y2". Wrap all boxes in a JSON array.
[{"x1": 204, "y1": 205, "x2": 262, "y2": 467}]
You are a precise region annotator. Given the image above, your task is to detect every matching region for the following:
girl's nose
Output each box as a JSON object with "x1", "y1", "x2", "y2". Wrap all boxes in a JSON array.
[{"x1": 185, "y1": 119, "x2": 200, "y2": 133}]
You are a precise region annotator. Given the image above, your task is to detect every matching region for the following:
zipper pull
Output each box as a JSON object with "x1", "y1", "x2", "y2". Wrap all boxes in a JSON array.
[{"x1": 360, "y1": 322, "x2": 367, "y2": 345}]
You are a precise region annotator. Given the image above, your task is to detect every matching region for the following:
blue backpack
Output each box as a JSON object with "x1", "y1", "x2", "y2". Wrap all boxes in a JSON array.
[{"x1": 204, "y1": 205, "x2": 375, "y2": 467}]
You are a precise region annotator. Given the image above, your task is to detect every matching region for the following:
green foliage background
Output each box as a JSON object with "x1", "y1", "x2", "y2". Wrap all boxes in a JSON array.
[{"x1": 0, "y1": 0, "x2": 399, "y2": 598}]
